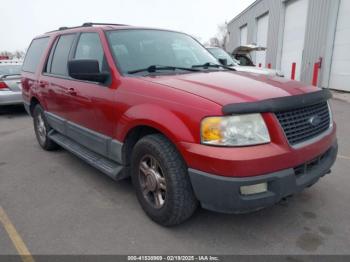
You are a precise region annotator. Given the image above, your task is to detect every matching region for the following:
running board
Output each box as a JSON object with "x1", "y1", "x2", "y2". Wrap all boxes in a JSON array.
[{"x1": 48, "y1": 131, "x2": 126, "y2": 181}]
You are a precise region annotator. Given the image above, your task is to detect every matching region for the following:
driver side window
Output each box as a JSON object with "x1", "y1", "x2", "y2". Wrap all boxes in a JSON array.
[{"x1": 74, "y1": 33, "x2": 106, "y2": 71}]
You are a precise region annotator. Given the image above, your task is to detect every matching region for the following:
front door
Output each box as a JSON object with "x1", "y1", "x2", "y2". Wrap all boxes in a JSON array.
[{"x1": 68, "y1": 32, "x2": 117, "y2": 138}]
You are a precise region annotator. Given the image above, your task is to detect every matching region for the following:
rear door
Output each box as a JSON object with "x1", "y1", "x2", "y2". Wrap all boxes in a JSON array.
[
  {"x1": 41, "y1": 33, "x2": 77, "y2": 119},
  {"x1": 21, "y1": 37, "x2": 50, "y2": 103}
]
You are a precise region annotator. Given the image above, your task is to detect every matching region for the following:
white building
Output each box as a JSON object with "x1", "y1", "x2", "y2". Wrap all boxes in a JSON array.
[{"x1": 227, "y1": 0, "x2": 350, "y2": 91}]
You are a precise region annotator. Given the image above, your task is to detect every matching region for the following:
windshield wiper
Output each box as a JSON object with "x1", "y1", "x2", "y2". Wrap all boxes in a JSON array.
[
  {"x1": 192, "y1": 62, "x2": 236, "y2": 71},
  {"x1": 127, "y1": 65, "x2": 200, "y2": 74}
]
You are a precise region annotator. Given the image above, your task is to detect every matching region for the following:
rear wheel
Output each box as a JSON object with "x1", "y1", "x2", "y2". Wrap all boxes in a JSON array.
[
  {"x1": 131, "y1": 134, "x2": 198, "y2": 226},
  {"x1": 33, "y1": 104, "x2": 58, "y2": 151}
]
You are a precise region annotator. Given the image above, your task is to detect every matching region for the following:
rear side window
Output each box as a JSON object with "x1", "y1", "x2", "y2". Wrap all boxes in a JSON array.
[
  {"x1": 22, "y1": 37, "x2": 49, "y2": 73},
  {"x1": 50, "y1": 34, "x2": 76, "y2": 76},
  {"x1": 74, "y1": 33, "x2": 105, "y2": 71}
]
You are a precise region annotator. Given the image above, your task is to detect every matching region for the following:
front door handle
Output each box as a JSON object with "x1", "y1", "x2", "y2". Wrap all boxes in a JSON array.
[{"x1": 67, "y1": 88, "x2": 77, "y2": 96}]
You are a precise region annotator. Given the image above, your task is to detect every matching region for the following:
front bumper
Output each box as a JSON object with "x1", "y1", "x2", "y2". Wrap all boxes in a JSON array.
[
  {"x1": 0, "y1": 90, "x2": 23, "y2": 105},
  {"x1": 189, "y1": 141, "x2": 338, "y2": 214}
]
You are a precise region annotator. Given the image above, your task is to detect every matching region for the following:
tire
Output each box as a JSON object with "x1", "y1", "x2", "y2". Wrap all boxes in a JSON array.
[
  {"x1": 131, "y1": 134, "x2": 198, "y2": 226},
  {"x1": 33, "y1": 104, "x2": 58, "y2": 151}
]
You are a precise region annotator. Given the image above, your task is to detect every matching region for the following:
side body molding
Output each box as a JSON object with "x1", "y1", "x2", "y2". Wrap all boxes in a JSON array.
[{"x1": 45, "y1": 112, "x2": 123, "y2": 164}]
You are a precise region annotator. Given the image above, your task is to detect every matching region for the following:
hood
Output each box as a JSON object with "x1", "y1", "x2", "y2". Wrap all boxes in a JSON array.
[
  {"x1": 140, "y1": 71, "x2": 315, "y2": 106},
  {"x1": 232, "y1": 45, "x2": 267, "y2": 55}
]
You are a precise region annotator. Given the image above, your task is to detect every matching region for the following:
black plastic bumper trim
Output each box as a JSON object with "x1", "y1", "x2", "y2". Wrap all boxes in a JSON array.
[
  {"x1": 188, "y1": 141, "x2": 338, "y2": 214},
  {"x1": 222, "y1": 89, "x2": 332, "y2": 115}
]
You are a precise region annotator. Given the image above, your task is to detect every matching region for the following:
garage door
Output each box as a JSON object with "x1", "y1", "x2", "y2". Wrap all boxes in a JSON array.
[
  {"x1": 240, "y1": 25, "x2": 248, "y2": 45},
  {"x1": 329, "y1": 0, "x2": 350, "y2": 91},
  {"x1": 280, "y1": 0, "x2": 309, "y2": 80},
  {"x1": 255, "y1": 13, "x2": 269, "y2": 67}
]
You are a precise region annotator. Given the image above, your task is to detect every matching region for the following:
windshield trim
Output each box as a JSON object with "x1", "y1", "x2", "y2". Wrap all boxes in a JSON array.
[{"x1": 104, "y1": 29, "x2": 220, "y2": 77}]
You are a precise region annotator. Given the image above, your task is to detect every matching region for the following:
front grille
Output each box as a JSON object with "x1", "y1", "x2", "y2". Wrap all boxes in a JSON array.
[
  {"x1": 275, "y1": 102, "x2": 330, "y2": 146},
  {"x1": 294, "y1": 148, "x2": 331, "y2": 176}
]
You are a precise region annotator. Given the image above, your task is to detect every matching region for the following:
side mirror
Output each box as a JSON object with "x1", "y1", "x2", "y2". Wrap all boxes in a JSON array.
[
  {"x1": 68, "y1": 59, "x2": 109, "y2": 83},
  {"x1": 218, "y1": 58, "x2": 228, "y2": 66}
]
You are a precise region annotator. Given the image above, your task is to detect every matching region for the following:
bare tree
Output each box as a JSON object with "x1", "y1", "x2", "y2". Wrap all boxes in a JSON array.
[
  {"x1": 14, "y1": 50, "x2": 25, "y2": 59},
  {"x1": 206, "y1": 22, "x2": 229, "y2": 49},
  {"x1": 216, "y1": 22, "x2": 229, "y2": 50},
  {"x1": 0, "y1": 51, "x2": 13, "y2": 59},
  {"x1": 209, "y1": 37, "x2": 220, "y2": 47},
  {"x1": 0, "y1": 50, "x2": 26, "y2": 59}
]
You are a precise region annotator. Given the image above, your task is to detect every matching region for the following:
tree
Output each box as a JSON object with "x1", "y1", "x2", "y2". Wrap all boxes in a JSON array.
[
  {"x1": 0, "y1": 50, "x2": 26, "y2": 60},
  {"x1": 206, "y1": 22, "x2": 229, "y2": 50},
  {"x1": 14, "y1": 50, "x2": 25, "y2": 59},
  {"x1": 216, "y1": 22, "x2": 229, "y2": 50},
  {"x1": 209, "y1": 37, "x2": 220, "y2": 47}
]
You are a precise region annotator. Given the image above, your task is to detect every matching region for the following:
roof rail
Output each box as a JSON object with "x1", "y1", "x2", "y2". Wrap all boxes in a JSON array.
[
  {"x1": 46, "y1": 23, "x2": 128, "y2": 33},
  {"x1": 82, "y1": 22, "x2": 129, "y2": 27}
]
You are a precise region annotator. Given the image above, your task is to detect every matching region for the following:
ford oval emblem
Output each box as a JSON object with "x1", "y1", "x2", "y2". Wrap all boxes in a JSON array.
[{"x1": 309, "y1": 115, "x2": 321, "y2": 126}]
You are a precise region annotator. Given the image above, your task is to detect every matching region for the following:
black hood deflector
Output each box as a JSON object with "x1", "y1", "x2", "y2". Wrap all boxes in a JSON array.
[{"x1": 222, "y1": 89, "x2": 332, "y2": 115}]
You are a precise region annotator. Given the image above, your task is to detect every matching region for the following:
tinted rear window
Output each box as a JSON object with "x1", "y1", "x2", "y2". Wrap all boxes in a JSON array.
[
  {"x1": 22, "y1": 37, "x2": 49, "y2": 73},
  {"x1": 50, "y1": 34, "x2": 75, "y2": 76}
]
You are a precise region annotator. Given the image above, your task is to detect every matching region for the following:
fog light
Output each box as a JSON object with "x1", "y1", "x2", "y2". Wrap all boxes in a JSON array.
[{"x1": 240, "y1": 183, "x2": 268, "y2": 195}]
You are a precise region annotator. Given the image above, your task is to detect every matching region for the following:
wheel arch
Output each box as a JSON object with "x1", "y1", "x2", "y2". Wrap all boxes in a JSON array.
[
  {"x1": 119, "y1": 104, "x2": 196, "y2": 167},
  {"x1": 29, "y1": 96, "x2": 41, "y2": 116}
]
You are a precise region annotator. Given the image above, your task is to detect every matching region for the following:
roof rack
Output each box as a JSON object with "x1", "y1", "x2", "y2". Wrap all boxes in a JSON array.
[
  {"x1": 81, "y1": 22, "x2": 129, "y2": 27},
  {"x1": 47, "y1": 22, "x2": 128, "y2": 33}
]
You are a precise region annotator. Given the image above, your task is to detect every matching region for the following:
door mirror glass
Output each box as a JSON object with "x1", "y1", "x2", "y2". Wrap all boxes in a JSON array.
[{"x1": 68, "y1": 59, "x2": 109, "y2": 83}]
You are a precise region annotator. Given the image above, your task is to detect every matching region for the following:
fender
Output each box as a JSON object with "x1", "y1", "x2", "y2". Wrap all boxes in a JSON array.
[{"x1": 118, "y1": 104, "x2": 196, "y2": 145}]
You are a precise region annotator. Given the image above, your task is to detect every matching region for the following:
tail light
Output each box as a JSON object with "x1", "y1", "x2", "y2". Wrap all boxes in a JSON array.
[{"x1": 0, "y1": 81, "x2": 9, "y2": 90}]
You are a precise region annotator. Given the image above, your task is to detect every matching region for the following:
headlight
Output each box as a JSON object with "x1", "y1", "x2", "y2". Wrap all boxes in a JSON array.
[{"x1": 201, "y1": 114, "x2": 270, "y2": 146}]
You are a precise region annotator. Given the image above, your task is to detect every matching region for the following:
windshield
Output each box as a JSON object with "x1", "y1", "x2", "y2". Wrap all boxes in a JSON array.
[
  {"x1": 208, "y1": 48, "x2": 239, "y2": 66},
  {"x1": 106, "y1": 29, "x2": 219, "y2": 74},
  {"x1": 0, "y1": 64, "x2": 22, "y2": 76}
]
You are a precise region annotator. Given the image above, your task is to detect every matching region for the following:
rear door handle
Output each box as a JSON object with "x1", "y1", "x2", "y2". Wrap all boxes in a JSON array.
[
  {"x1": 39, "y1": 80, "x2": 49, "y2": 88},
  {"x1": 67, "y1": 88, "x2": 77, "y2": 96}
]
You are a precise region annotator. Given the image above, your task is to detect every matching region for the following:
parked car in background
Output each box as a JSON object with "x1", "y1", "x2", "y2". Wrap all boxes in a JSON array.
[
  {"x1": 23, "y1": 23, "x2": 337, "y2": 226},
  {"x1": 0, "y1": 60, "x2": 23, "y2": 105},
  {"x1": 231, "y1": 45, "x2": 265, "y2": 66},
  {"x1": 208, "y1": 46, "x2": 284, "y2": 77},
  {"x1": 230, "y1": 45, "x2": 284, "y2": 77}
]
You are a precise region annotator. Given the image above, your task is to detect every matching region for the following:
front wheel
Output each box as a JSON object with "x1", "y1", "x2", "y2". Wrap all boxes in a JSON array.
[
  {"x1": 33, "y1": 104, "x2": 58, "y2": 151},
  {"x1": 131, "y1": 134, "x2": 198, "y2": 226}
]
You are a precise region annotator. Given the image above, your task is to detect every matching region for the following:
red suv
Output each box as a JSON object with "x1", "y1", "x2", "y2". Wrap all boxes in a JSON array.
[{"x1": 22, "y1": 23, "x2": 337, "y2": 226}]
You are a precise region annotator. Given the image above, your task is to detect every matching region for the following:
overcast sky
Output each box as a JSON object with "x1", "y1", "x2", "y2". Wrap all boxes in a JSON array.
[{"x1": 0, "y1": 0, "x2": 255, "y2": 52}]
